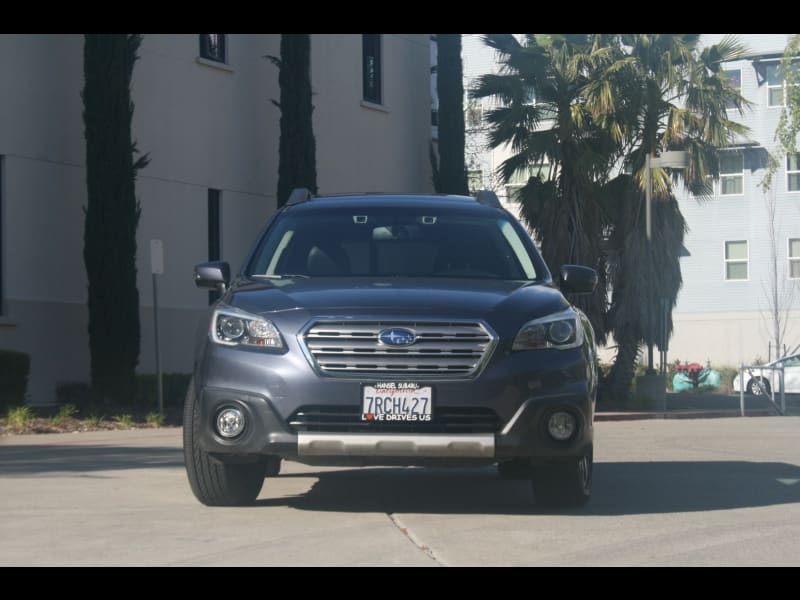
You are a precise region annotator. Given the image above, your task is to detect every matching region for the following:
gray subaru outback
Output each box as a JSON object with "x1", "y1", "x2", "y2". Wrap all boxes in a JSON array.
[{"x1": 185, "y1": 190, "x2": 598, "y2": 507}]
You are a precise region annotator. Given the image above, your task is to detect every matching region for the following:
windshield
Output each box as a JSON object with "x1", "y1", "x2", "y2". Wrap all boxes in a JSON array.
[{"x1": 247, "y1": 209, "x2": 540, "y2": 280}]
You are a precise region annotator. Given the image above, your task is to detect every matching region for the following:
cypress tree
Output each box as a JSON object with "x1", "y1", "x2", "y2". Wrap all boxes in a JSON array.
[
  {"x1": 271, "y1": 34, "x2": 317, "y2": 207},
  {"x1": 82, "y1": 34, "x2": 149, "y2": 404},
  {"x1": 435, "y1": 34, "x2": 468, "y2": 195}
]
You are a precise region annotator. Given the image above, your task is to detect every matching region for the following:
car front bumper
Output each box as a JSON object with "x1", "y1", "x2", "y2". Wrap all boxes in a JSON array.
[
  {"x1": 195, "y1": 389, "x2": 592, "y2": 466},
  {"x1": 192, "y1": 314, "x2": 596, "y2": 465}
]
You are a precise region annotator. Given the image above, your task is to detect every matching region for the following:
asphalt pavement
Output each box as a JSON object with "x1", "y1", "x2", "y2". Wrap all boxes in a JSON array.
[{"x1": 2, "y1": 416, "x2": 799, "y2": 566}]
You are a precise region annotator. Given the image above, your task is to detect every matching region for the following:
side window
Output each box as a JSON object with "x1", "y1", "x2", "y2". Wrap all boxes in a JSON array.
[
  {"x1": 724, "y1": 240, "x2": 748, "y2": 281},
  {"x1": 719, "y1": 152, "x2": 743, "y2": 195},
  {"x1": 789, "y1": 238, "x2": 800, "y2": 279},
  {"x1": 766, "y1": 63, "x2": 784, "y2": 107},
  {"x1": 200, "y1": 34, "x2": 226, "y2": 63},
  {"x1": 362, "y1": 34, "x2": 382, "y2": 104},
  {"x1": 723, "y1": 69, "x2": 741, "y2": 110},
  {"x1": 787, "y1": 154, "x2": 800, "y2": 192},
  {"x1": 766, "y1": 61, "x2": 799, "y2": 107}
]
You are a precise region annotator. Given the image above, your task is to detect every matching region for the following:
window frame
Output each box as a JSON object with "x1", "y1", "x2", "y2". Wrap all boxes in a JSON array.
[
  {"x1": 362, "y1": 34, "x2": 383, "y2": 105},
  {"x1": 199, "y1": 34, "x2": 227, "y2": 64},
  {"x1": 789, "y1": 238, "x2": 800, "y2": 280},
  {"x1": 787, "y1": 153, "x2": 800, "y2": 193},
  {"x1": 723, "y1": 68, "x2": 742, "y2": 110},
  {"x1": 765, "y1": 61, "x2": 799, "y2": 108},
  {"x1": 724, "y1": 240, "x2": 749, "y2": 281},
  {"x1": 467, "y1": 169, "x2": 483, "y2": 194},
  {"x1": 766, "y1": 63, "x2": 784, "y2": 107},
  {"x1": 719, "y1": 151, "x2": 744, "y2": 196},
  {"x1": 505, "y1": 163, "x2": 552, "y2": 203}
]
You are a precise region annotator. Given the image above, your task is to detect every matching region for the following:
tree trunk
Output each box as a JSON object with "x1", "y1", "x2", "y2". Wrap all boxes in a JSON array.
[
  {"x1": 275, "y1": 34, "x2": 317, "y2": 207},
  {"x1": 82, "y1": 34, "x2": 148, "y2": 404},
  {"x1": 608, "y1": 337, "x2": 641, "y2": 402},
  {"x1": 435, "y1": 34, "x2": 468, "y2": 195}
]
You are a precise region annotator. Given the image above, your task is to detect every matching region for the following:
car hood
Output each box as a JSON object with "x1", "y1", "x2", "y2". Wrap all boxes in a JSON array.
[{"x1": 227, "y1": 277, "x2": 569, "y2": 324}]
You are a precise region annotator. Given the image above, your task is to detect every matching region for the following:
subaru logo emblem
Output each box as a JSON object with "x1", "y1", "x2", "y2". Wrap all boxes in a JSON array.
[{"x1": 379, "y1": 328, "x2": 417, "y2": 346}]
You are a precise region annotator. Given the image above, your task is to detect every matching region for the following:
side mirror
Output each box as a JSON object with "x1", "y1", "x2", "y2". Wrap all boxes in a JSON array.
[
  {"x1": 560, "y1": 265, "x2": 598, "y2": 295},
  {"x1": 194, "y1": 261, "x2": 231, "y2": 292}
]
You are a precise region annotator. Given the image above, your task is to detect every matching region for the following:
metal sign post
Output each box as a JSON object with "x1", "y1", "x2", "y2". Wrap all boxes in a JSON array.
[{"x1": 150, "y1": 240, "x2": 164, "y2": 415}]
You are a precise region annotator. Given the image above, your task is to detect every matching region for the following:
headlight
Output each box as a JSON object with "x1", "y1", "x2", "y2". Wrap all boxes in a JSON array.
[
  {"x1": 210, "y1": 305, "x2": 284, "y2": 349},
  {"x1": 512, "y1": 308, "x2": 583, "y2": 351}
]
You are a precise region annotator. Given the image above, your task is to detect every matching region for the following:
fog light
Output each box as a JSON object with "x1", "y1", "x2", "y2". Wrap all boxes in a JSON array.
[
  {"x1": 547, "y1": 411, "x2": 576, "y2": 441},
  {"x1": 216, "y1": 407, "x2": 245, "y2": 438}
]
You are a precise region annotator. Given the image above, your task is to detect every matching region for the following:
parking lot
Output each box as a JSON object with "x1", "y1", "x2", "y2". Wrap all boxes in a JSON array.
[{"x1": 1, "y1": 417, "x2": 799, "y2": 566}]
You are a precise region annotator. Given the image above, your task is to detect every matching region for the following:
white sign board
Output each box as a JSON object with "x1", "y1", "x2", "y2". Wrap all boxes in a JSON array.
[
  {"x1": 651, "y1": 151, "x2": 690, "y2": 169},
  {"x1": 150, "y1": 239, "x2": 164, "y2": 275}
]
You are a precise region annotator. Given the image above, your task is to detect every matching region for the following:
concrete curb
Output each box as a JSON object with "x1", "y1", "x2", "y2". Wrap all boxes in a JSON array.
[{"x1": 595, "y1": 408, "x2": 775, "y2": 421}]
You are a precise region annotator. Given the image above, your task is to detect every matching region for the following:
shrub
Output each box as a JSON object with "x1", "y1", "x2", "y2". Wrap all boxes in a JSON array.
[
  {"x1": 55, "y1": 382, "x2": 94, "y2": 412},
  {"x1": 0, "y1": 350, "x2": 31, "y2": 411},
  {"x1": 716, "y1": 366, "x2": 740, "y2": 394},
  {"x1": 86, "y1": 414, "x2": 105, "y2": 428},
  {"x1": 6, "y1": 405, "x2": 34, "y2": 430},
  {"x1": 134, "y1": 373, "x2": 191, "y2": 411},
  {"x1": 145, "y1": 412, "x2": 165, "y2": 427},
  {"x1": 49, "y1": 403, "x2": 78, "y2": 426},
  {"x1": 114, "y1": 414, "x2": 135, "y2": 428}
]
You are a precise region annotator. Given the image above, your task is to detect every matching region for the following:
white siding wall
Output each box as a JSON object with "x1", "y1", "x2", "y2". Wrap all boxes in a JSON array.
[{"x1": 672, "y1": 34, "x2": 800, "y2": 365}]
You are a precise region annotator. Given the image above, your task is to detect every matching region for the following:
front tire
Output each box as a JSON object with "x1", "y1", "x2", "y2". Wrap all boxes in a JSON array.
[
  {"x1": 747, "y1": 377, "x2": 770, "y2": 396},
  {"x1": 183, "y1": 379, "x2": 265, "y2": 506},
  {"x1": 531, "y1": 446, "x2": 593, "y2": 508}
]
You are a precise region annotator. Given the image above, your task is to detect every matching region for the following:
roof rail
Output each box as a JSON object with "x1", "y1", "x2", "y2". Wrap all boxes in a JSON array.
[
  {"x1": 475, "y1": 189, "x2": 502, "y2": 209},
  {"x1": 286, "y1": 187, "x2": 314, "y2": 206}
]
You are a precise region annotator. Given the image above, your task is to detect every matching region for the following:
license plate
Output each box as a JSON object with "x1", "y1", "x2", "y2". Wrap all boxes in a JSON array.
[{"x1": 362, "y1": 383, "x2": 433, "y2": 422}]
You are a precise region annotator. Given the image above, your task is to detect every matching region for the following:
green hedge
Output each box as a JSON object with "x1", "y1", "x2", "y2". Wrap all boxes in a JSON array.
[
  {"x1": 57, "y1": 372, "x2": 191, "y2": 414},
  {"x1": 0, "y1": 349, "x2": 31, "y2": 411},
  {"x1": 134, "y1": 373, "x2": 192, "y2": 410}
]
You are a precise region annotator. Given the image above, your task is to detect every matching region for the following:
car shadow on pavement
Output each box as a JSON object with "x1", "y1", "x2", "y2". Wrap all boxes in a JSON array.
[
  {"x1": 260, "y1": 460, "x2": 800, "y2": 516},
  {"x1": 0, "y1": 445, "x2": 184, "y2": 475}
]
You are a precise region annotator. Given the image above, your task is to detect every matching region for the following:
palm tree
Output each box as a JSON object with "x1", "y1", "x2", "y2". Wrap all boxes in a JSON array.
[
  {"x1": 471, "y1": 34, "x2": 620, "y2": 343},
  {"x1": 472, "y1": 33, "x2": 750, "y2": 401},
  {"x1": 595, "y1": 34, "x2": 751, "y2": 399}
]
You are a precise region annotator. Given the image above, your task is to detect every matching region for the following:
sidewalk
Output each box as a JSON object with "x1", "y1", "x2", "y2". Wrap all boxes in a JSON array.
[{"x1": 595, "y1": 392, "x2": 800, "y2": 421}]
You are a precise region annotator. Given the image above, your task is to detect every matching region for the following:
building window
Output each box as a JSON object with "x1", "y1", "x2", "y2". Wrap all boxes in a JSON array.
[
  {"x1": 724, "y1": 69, "x2": 741, "y2": 109},
  {"x1": 467, "y1": 170, "x2": 483, "y2": 194},
  {"x1": 766, "y1": 63, "x2": 783, "y2": 106},
  {"x1": 200, "y1": 34, "x2": 226, "y2": 63},
  {"x1": 790, "y1": 238, "x2": 800, "y2": 279},
  {"x1": 505, "y1": 163, "x2": 552, "y2": 203},
  {"x1": 719, "y1": 152, "x2": 743, "y2": 195},
  {"x1": 208, "y1": 189, "x2": 221, "y2": 304},
  {"x1": 465, "y1": 100, "x2": 482, "y2": 129},
  {"x1": 724, "y1": 240, "x2": 748, "y2": 281},
  {"x1": 765, "y1": 62, "x2": 799, "y2": 107},
  {"x1": 362, "y1": 34, "x2": 382, "y2": 104},
  {"x1": 787, "y1": 153, "x2": 800, "y2": 192}
]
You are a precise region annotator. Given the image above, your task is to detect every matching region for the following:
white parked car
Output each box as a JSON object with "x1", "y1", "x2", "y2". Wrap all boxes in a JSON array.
[{"x1": 732, "y1": 353, "x2": 800, "y2": 395}]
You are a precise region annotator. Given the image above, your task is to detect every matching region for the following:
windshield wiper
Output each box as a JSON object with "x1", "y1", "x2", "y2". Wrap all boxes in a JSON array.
[{"x1": 251, "y1": 274, "x2": 310, "y2": 280}]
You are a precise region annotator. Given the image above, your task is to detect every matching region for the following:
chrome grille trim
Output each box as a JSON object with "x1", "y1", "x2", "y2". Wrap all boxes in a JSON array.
[{"x1": 300, "y1": 319, "x2": 497, "y2": 379}]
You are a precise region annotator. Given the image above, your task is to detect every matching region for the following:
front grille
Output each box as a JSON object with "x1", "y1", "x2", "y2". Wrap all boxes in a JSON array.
[
  {"x1": 288, "y1": 405, "x2": 501, "y2": 434},
  {"x1": 302, "y1": 320, "x2": 496, "y2": 378}
]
